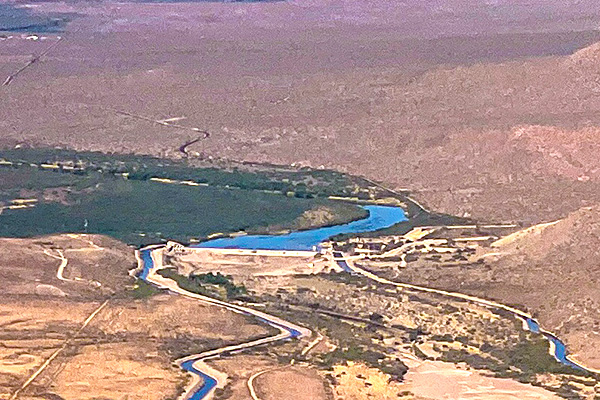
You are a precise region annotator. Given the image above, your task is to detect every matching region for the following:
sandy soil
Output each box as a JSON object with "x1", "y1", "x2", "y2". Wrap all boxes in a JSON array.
[
  {"x1": 166, "y1": 248, "x2": 329, "y2": 277},
  {"x1": 0, "y1": 293, "x2": 272, "y2": 399},
  {"x1": 404, "y1": 359, "x2": 562, "y2": 400},
  {"x1": 92, "y1": 294, "x2": 268, "y2": 342},
  {"x1": 332, "y1": 361, "x2": 561, "y2": 400},
  {"x1": 0, "y1": 235, "x2": 274, "y2": 399},
  {"x1": 255, "y1": 366, "x2": 327, "y2": 400},
  {"x1": 209, "y1": 355, "x2": 327, "y2": 400},
  {"x1": 209, "y1": 355, "x2": 274, "y2": 400},
  {"x1": 0, "y1": 297, "x2": 98, "y2": 330},
  {"x1": 50, "y1": 343, "x2": 183, "y2": 400},
  {"x1": 0, "y1": 297, "x2": 101, "y2": 398}
]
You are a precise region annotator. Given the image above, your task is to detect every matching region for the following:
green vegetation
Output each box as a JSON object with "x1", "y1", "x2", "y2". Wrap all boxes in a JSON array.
[
  {"x1": 312, "y1": 314, "x2": 408, "y2": 380},
  {"x1": 0, "y1": 147, "x2": 459, "y2": 246},
  {"x1": 463, "y1": 332, "x2": 591, "y2": 379},
  {"x1": 0, "y1": 149, "x2": 370, "y2": 246},
  {"x1": 321, "y1": 345, "x2": 385, "y2": 366},
  {"x1": 0, "y1": 166, "x2": 89, "y2": 191},
  {"x1": 439, "y1": 334, "x2": 592, "y2": 399},
  {"x1": 191, "y1": 272, "x2": 248, "y2": 299},
  {"x1": 157, "y1": 268, "x2": 249, "y2": 301},
  {"x1": 0, "y1": 147, "x2": 371, "y2": 199},
  {"x1": 278, "y1": 202, "x2": 368, "y2": 232},
  {"x1": 499, "y1": 336, "x2": 583, "y2": 376},
  {"x1": 129, "y1": 280, "x2": 161, "y2": 299}
]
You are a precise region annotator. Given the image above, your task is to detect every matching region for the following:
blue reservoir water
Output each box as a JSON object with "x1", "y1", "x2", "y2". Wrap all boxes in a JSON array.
[
  {"x1": 139, "y1": 249, "x2": 154, "y2": 280},
  {"x1": 138, "y1": 200, "x2": 587, "y2": 396},
  {"x1": 136, "y1": 206, "x2": 407, "y2": 400},
  {"x1": 194, "y1": 205, "x2": 407, "y2": 251}
]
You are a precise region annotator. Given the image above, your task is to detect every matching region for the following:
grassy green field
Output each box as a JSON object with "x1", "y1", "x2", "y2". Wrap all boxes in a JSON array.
[{"x1": 0, "y1": 152, "x2": 368, "y2": 246}]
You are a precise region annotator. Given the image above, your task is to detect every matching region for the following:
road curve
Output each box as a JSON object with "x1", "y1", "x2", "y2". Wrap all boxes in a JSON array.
[
  {"x1": 333, "y1": 252, "x2": 533, "y2": 320},
  {"x1": 137, "y1": 245, "x2": 311, "y2": 400},
  {"x1": 247, "y1": 367, "x2": 282, "y2": 400},
  {"x1": 43, "y1": 249, "x2": 69, "y2": 281}
]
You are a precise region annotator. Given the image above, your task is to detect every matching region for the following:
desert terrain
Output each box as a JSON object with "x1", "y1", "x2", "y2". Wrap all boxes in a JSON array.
[
  {"x1": 209, "y1": 355, "x2": 329, "y2": 400},
  {"x1": 2, "y1": 0, "x2": 600, "y2": 399},
  {"x1": 160, "y1": 242, "x2": 589, "y2": 399},
  {"x1": 0, "y1": 234, "x2": 273, "y2": 400},
  {"x1": 332, "y1": 360, "x2": 565, "y2": 400},
  {"x1": 3, "y1": 0, "x2": 600, "y2": 223},
  {"x1": 427, "y1": 206, "x2": 600, "y2": 369},
  {"x1": 165, "y1": 247, "x2": 330, "y2": 277},
  {"x1": 352, "y1": 211, "x2": 600, "y2": 371},
  {"x1": 206, "y1": 247, "x2": 596, "y2": 399}
]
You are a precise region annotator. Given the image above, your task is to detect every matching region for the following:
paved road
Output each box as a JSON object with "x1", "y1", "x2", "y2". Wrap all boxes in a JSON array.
[{"x1": 43, "y1": 249, "x2": 69, "y2": 281}]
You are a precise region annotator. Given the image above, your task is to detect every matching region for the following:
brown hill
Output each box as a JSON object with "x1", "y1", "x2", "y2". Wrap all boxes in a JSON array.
[
  {"x1": 399, "y1": 206, "x2": 600, "y2": 369},
  {"x1": 5, "y1": 29, "x2": 600, "y2": 224},
  {"x1": 3, "y1": 0, "x2": 600, "y2": 226},
  {"x1": 488, "y1": 206, "x2": 600, "y2": 368},
  {"x1": 0, "y1": 234, "x2": 135, "y2": 298},
  {"x1": 568, "y1": 41, "x2": 600, "y2": 72},
  {"x1": 509, "y1": 125, "x2": 600, "y2": 182}
]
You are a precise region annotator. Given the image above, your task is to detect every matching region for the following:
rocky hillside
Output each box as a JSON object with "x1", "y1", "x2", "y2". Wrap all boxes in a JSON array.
[
  {"x1": 4, "y1": 6, "x2": 600, "y2": 225},
  {"x1": 485, "y1": 206, "x2": 600, "y2": 369}
]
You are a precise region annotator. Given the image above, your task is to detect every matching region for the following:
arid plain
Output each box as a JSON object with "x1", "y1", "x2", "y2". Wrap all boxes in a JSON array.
[
  {"x1": 3, "y1": 1, "x2": 600, "y2": 399},
  {"x1": 3, "y1": 0, "x2": 600, "y2": 222}
]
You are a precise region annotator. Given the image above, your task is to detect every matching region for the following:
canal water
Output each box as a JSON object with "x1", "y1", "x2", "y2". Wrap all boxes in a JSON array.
[
  {"x1": 138, "y1": 205, "x2": 406, "y2": 400},
  {"x1": 139, "y1": 202, "x2": 586, "y2": 400},
  {"x1": 525, "y1": 318, "x2": 583, "y2": 371}
]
